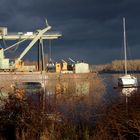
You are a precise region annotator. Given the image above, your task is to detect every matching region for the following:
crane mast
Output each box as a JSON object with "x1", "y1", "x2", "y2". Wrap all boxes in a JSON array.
[
  {"x1": 0, "y1": 20, "x2": 62, "y2": 71},
  {"x1": 17, "y1": 26, "x2": 51, "y2": 62}
]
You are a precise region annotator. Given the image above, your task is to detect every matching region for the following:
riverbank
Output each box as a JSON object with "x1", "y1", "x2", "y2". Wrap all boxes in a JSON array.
[{"x1": 0, "y1": 72, "x2": 97, "y2": 80}]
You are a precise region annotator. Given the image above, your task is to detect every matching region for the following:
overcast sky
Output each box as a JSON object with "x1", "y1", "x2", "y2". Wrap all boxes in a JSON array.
[{"x1": 0, "y1": 0, "x2": 140, "y2": 64}]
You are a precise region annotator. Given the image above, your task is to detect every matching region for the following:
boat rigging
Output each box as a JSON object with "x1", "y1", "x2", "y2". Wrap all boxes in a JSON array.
[{"x1": 118, "y1": 17, "x2": 138, "y2": 87}]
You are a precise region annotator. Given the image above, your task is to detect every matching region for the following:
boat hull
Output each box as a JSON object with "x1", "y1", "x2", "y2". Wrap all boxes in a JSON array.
[{"x1": 118, "y1": 75, "x2": 138, "y2": 87}]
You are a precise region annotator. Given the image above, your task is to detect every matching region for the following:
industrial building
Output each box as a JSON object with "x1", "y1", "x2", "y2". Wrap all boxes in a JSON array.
[
  {"x1": 0, "y1": 22, "x2": 90, "y2": 74},
  {"x1": 75, "y1": 62, "x2": 90, "y2": 73}
]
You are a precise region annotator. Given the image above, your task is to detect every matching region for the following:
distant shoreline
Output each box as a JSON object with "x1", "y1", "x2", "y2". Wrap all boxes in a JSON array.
[{"x1": 99, "y1": 70, "x2": 140, "y2": 74}]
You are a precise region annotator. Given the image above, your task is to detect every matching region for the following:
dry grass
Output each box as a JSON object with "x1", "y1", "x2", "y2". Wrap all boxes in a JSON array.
[{"x1": 1, "y1": 77, "x2": 140, "y2": 139}]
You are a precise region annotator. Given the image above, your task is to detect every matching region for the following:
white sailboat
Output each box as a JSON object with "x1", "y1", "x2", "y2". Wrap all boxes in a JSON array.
[{"x1": 118, "y1": 17, "x2": 138, "y2": 87}]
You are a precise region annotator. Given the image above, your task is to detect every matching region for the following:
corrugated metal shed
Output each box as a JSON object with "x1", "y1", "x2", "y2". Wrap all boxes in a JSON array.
[
  {"x1": 0, "y1": 59, "x2": 9, "y2": 69},
  {"x1": 75, "y1": 62, "x2": 90, "y2": 73},
  {"x1": 0, "y1": 48, "x2": 4, "y2": 59},
  {"x1": 0, "y1": 27, "x2": 8, "y2": 35}
]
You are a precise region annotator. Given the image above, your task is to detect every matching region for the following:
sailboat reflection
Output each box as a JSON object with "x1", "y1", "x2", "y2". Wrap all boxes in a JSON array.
[
  {"x1": 120, "y1": 87, "x2": 138, "y2": 116},
  {"x1": 121, "y1": 87, "x2": 137, "y2": 97}
]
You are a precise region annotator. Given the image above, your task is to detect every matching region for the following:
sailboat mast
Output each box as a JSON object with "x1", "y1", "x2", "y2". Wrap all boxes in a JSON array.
[{"x1": 123, "y1": 17, "x2": 127, "y2": 75}]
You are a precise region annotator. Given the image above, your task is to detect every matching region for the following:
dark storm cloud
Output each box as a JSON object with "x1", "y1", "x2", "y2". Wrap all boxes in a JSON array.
[{"x1": 0, "y1": 0, "x2": 140, "y2": 63}]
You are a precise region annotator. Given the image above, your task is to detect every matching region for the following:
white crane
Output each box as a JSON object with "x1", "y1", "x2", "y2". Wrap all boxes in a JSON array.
[
  {"x1": 69, "y1": 58, "x2": 75, "y2": 63},
  {"x1": 17, "y1": 27, "x2": 51, "y2": 62},
  {"x1": 61, "y1": 59, "x2": 67, "y2": 63},
  {"x1": 3, "y1": 36, "x2": 32, "y2": 52},
  {"x1": 0, "y1": 19, "x2": 62, "y2": 71},
  {"x1": 13, "y1": 22, "x2": 51, "y2": 69}
]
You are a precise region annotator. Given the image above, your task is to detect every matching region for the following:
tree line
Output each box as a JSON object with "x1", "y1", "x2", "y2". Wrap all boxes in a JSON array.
[{"x1": 90, "y1": 59, "x2": 140, "y2": 72}]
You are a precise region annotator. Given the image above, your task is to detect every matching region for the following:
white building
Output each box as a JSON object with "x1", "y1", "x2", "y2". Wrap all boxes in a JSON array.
[{"x1": 75, "y1": 62, "x2": 90, "y2": 73}]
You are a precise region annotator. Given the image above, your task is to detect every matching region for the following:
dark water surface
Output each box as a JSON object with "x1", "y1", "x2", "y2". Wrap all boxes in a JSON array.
[{"x1": 1, "y1": 74, "x2": 140, "y2": 139}]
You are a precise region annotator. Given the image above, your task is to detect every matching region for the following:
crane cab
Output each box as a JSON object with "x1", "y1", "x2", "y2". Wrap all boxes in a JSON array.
[{"x1": 15, "y1": 60, "x2": 24, "y2": 69}]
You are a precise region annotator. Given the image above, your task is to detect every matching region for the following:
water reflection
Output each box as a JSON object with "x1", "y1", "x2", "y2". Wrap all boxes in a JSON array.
[
  {"x1": 0, "y1": 76, "x2": 106, "y2": 139},
  {"x1": 46, "y1": 79, "x2": 92, "y2": 94},
  {"x1": 53, "y1": 80, "x2": 90, "y2": 97},
  {"x1": 1, "y1": 73, "x2": 140, "y2": 139},
  {"x1": 120, "y1": 87, "x2": 138, "y2": 116},
  {"x1": 75, "y1": 82, "x2": 89, "y2": 95},
  {"x1": 121, "y1": 87, "x2": 137, "y2": 97},
  {"x1": 0, "y1": 77, "x2": 105, "y2": 107}
]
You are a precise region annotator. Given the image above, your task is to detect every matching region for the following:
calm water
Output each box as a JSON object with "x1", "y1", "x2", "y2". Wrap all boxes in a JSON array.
[
  {"x1": 1, "y1": 74, "x2": 140, "y2": 139},
  {"x1": 43, "y1": 73, "x2": 140, "y2": 106},
  {"x1": 17, "y1": 73, "x2": 140, "y2": 124},
  {"x1": 1, "y1": 74, "x2": 140, "y2": 113},
  {"x1": 1, "y1": 74, "x2": 140, "y2": 115},
  {"x1": 101, "y1": 73, "x2": 140, "y2": 105}
]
